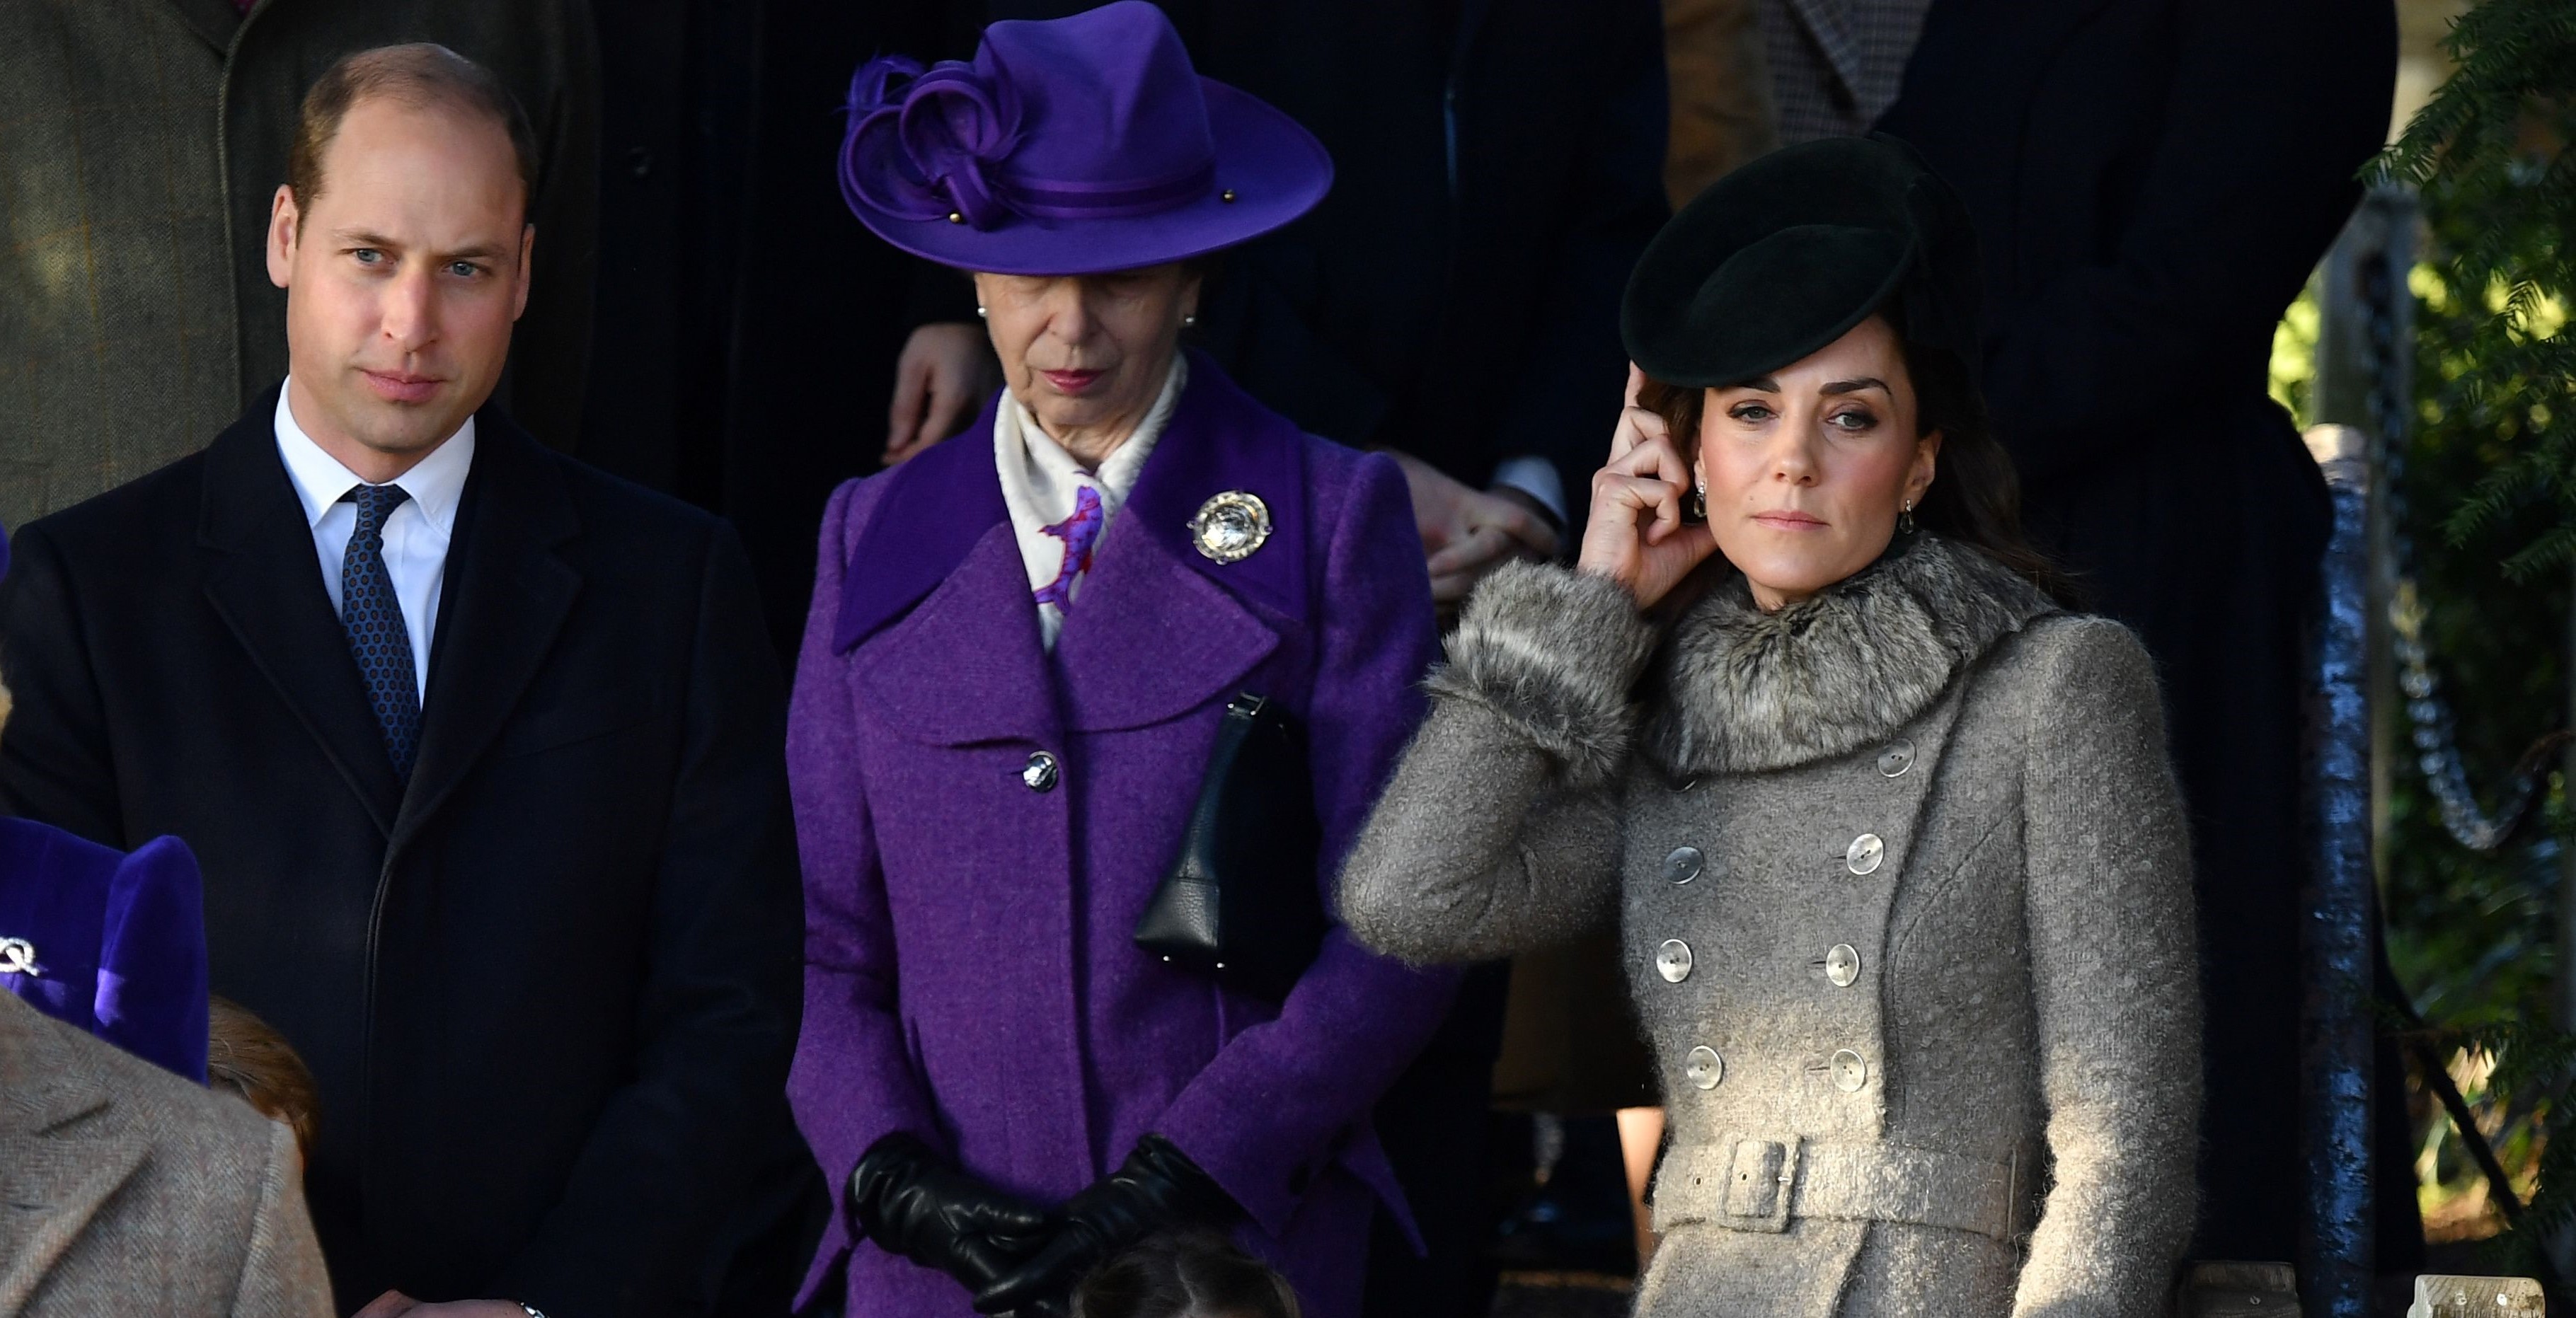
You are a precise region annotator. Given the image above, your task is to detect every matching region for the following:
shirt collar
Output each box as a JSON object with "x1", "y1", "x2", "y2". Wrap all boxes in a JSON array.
[{"x1": 272, "y1": 381, "x2": 478, "y2": 533}]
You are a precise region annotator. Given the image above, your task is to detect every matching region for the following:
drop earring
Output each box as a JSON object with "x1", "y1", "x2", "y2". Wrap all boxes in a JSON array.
[
  {"x1": 1685, "y1": 479, "x2": 1708, "y2": 524},
  {"x1": 1897, "y1": 498, "x2": 1917, "y2": 536}
]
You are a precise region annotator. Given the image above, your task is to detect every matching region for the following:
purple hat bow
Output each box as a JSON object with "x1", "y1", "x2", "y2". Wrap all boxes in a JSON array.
[{"x1": 842, "y1": 49, "x2": 1220, "y2": 231}]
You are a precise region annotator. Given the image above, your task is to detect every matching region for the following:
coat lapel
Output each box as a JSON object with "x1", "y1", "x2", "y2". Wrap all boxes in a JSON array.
[
  {"x1": 161, "y1": 0, "x2": 243, "y2": 54},
  {"x1": 197, "y1": 395, "x2": 406, "y2": 834},
  {"x1": 0, "y1": 998, "x2": 145, "y2": 1312},
  {"x1": 836, "y1": 412, "x2": 1057, "y2": 747},
  {"x1": 1050, "y1": 354, "x2": 1310, "y2": 731},
  {"x1": 392, "y1": 414, "x2": 580, "y2": 850}
]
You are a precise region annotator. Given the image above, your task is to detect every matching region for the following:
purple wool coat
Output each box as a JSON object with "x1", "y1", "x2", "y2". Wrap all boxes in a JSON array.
[{"x1": 786, "y1": 355, "x2": 1460, "y2": 1317}]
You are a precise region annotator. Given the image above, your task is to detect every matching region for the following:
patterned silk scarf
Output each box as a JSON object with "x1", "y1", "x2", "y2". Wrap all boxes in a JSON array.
[{"x1": 994, "y1": 356, "x2": 1188, "y2": 649}]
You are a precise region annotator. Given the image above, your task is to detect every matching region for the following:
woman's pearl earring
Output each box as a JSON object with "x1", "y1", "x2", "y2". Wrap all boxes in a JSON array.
[
  {"x1": 975, "y1": 306, "x2": 987, "y2": 319},
  {"x1": 1182, "y1": 313, "x2": 1199, "y2": 328},
  {"x1": 1898, "y1": 498, "x2": 1917, "y2": 536}
]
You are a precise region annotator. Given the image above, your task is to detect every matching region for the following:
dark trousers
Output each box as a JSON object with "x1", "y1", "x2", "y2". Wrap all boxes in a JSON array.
[{"x1": 1364, "y1": 962, "x2": 1511, "y2": 1318}]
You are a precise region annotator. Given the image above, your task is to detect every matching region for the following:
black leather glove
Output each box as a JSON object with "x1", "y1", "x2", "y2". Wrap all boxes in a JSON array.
[
  {"x1": 972, "y1": 1134, "x2": 1238, "y2": 1315},
  {"x1": 850, "y1": 1133, "x2": 1054, "y2": 1295}
]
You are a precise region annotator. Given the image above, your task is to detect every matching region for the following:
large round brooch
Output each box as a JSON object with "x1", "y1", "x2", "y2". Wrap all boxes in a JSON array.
[
  {"x1": 1188, "y1": 490, "x2": 1272, "y2": 564},
  {"x1": 0, "y1": 937, "x2": 40, "y2": 977}
]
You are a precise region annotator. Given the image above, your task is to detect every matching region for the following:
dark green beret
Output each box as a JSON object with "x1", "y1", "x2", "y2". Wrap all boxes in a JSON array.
[{"x1": 1621, "y1": 134, "x2": 1981, "y2": 388}]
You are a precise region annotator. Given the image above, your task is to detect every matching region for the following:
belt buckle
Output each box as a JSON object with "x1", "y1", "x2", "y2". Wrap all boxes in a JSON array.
[{"x1": 1718, "y1": 1133, "x2": 1801, "y2": 1233}]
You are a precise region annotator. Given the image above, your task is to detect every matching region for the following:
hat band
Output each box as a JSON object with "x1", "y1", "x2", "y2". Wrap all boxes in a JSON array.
[{"x1": 1009, "y1": 158, "x2": 1214, "y2": 220}]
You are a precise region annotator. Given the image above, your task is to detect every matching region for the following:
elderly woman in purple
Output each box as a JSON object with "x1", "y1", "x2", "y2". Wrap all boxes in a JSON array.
[{"x1": 786, "y1": 6, "x2": 1458, "y2": 1316}]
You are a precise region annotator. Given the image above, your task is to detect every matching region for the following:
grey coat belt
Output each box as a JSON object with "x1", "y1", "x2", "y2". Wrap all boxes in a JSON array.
[{"x1": 1654, "y1": 1135, "x2": 2022, "y2": 1243}]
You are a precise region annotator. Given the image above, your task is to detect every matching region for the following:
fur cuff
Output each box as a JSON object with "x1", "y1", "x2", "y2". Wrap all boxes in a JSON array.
[{"x1": 1425, "y1": 562, "x2": 1656, "y2": 787}]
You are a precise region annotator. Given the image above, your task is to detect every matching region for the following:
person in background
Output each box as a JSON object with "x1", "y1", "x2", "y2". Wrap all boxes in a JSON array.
[
  {"x1": 790, "y1": 8, "x2": 1455, "y2": 1316},
  {"x1": 1074, "y1": 1233, "x2": 1304, "y2": 1318},
  {"x1": 0, "y1": 988, "x2": 336, "y2": 1317},
  {"x1": 0, "y1": 42, "x2": 802, "y2": 1317},
  {"x1": 0, "y1": 0, "x2": 598, "y2": 533},
  {"x1": 1876, "y1": 0, "x2": 2406, "y2": 1264},
  {"x1": 209, "y1": 994, "x2": 324, "y2": 1169},
  {"x1": 1752, "y1": 0, "x2": 1926, "y2": 142},
  {"x1": 1662, "y1": 0, "x2": 1779, "y2": 205}
]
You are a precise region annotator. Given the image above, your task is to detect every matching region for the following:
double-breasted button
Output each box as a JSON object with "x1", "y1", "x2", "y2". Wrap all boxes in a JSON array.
[
  {"x1": 1655, "y1": 940, "x2": 1694, "y2": 983},
  {"x1": 1684, "y1": 1046, "x2": 1724, "y2": 1090},
  {"x1": 1021, "y1": 751, "x2": 1060, "y2": 792},
  {"x1": 1844, "y1": 833, "x2": 1885, "y2": 876},
  {"x1": 1877, "y1": 738, "x2": 1916, "y2": 777},
  {"x1": 1824, "y1": 944, "x2": 1861, "y2": 987},
  {"x1": 1664, "y1": 846, "x2": 1705, "y2": 885},
  {"x1": 1831, "y1": 1049, "x2": 1868, "y2": 1092}
]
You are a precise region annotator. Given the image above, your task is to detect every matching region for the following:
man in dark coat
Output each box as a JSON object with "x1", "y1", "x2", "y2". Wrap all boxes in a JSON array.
[
  {"x1": 1877, "y1": 0, "x2": 2399, "y2": 1261},
  {"x1": 0, "y1": 45, "x2": 798, "y2": 1317},
  {"x1": 0, "y1": 0, "x2": 597, "y2": 533}
]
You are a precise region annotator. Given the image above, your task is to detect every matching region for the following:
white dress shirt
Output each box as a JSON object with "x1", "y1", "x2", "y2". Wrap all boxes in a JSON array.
[
  {"x1": 995, "y1": 355, "x2": 1187, "y2": 650},
  {"x1": 273, "y1": 382, "x2": 476, "y2": 703}
]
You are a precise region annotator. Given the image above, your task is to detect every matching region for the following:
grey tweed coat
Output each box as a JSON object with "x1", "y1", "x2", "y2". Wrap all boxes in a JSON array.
[
  {"x1": 1339, "y1": 538, "x2": 2200, "y2": 1317},
  {"x1": 0, "y1": 989, "x2": 331, "y2": 1317}
]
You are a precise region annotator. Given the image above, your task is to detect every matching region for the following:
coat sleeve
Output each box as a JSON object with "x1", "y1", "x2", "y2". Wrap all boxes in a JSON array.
[
  {"x1": 231, "y1": 1118, "x2": 336, "y2": 1318},
  {"x1": 779, "y1": 478, "x2": 948, "y2": 1301},
  {"x1": 1960, "y1": 0, "x2": 2395, "y2": 486},
  {"x1": 0, "y1": 521, "x2": 131, "y2": 848},
  {"x1": 2013, "y1": 619, "x2": 2201, "y2": 1318},
  {"x1": 1146, "y1": 453, "x2": 1459, "y2": 1240},
  {"x1": 1339, "y1": 560, "x2": 1647, "y2": 964},
  {"x1": 490, "y1": 521, "x2": 805, "y2": 1315}
]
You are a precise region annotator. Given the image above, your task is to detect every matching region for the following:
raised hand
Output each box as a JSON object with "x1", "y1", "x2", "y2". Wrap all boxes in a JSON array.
[{"x1": 1575, "y1": 364, "x2": 1719, "y2": 608}]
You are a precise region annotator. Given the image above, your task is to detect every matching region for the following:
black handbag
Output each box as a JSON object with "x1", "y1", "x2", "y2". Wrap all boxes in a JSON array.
[{"x1": 1133, "y1": 692, "x2": 1328, "y2": 999}]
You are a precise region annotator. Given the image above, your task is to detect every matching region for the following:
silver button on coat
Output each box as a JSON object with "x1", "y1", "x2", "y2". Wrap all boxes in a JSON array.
[
  {"x1": 1825, "y1": 944, "x2": 1861, "y2": 987},
  {"x1": 1021, "y1": 751, "x2": 1059, "y2": 792},
  {"x1": 1831, "y1": 1048, "x2": 1868, "y2": 1092},
  {"x1": 1684, "y1": 1045, "x2": 1724, "y2": 1090},
  {"x1": 1664, "y1": 845, "x2": 1705, "y2": 885},
  {"x1": 1877, "y1": 738, "x2": 1916, "y2": 777},
  {"x1": 1845, "y1": 833, "x2": 1885, "y2": 875},
  {"x1": 1657, "y1": 939, "x2": 1694, "y2": 983}
]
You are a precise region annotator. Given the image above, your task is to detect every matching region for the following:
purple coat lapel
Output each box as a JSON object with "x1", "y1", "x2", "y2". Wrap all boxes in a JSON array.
[{"x1": 835, "y1": 354, "x2": 1316, "y2": 736}]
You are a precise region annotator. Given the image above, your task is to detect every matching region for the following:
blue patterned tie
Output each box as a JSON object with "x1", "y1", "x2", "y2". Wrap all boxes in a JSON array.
[{"x1": 341, "y1": 484, "x2": 421, "y2": 779}]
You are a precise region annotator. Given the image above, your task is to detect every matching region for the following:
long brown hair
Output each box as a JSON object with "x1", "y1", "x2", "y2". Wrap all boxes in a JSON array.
[{"x1": 1635, "y1": 315, "x2": 2081, "y2": 608}]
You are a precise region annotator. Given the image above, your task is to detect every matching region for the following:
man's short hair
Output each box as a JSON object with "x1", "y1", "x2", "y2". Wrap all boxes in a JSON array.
[{"x1": 287, "y1": 42, "x2": 539, "y2": 218}]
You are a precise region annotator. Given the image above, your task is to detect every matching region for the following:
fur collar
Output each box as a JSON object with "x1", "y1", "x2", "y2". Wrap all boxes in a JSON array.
[{"x1": 1642, "y1": 535, "x2": 2058, "y2": 776}]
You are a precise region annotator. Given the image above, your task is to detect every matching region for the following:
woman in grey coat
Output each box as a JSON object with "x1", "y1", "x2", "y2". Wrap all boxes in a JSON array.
[{"x1": 1338, "y1": 137, "x2": 2200, "y2": 1317}]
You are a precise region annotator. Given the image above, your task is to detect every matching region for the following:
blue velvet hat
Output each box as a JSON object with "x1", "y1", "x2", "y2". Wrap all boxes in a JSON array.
[{"x1": 0, "y1": 520, "x2": 211, "y2": 1082}]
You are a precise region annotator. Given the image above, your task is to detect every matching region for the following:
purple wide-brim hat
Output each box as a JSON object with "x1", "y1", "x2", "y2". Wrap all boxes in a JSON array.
[{"x1": 839, "y1": 0, "x2": 1331, "y2": 276}]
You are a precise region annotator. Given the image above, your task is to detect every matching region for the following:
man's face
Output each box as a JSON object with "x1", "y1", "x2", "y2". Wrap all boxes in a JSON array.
[{"x1": 267, "y1": 96, "x2": 531, "y2": 462}]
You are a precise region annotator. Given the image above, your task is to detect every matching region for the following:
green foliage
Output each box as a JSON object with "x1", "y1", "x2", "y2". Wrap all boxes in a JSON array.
[
  {"x1": 2372, "y1": 0, "x2": 2575, "y2": 581},
  {"x1": 2364, "y1": 0, "x2": 2576, "y2": 1255}
]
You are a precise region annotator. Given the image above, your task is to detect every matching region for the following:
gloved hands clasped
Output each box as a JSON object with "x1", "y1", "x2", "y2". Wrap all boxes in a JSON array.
[
  {"x1": 971, "y1": 1134, "x2": 1240, "y2": 1316},
  {"x1": 849, "y1": 1133, "x2": 1054, "y2": 1295}
]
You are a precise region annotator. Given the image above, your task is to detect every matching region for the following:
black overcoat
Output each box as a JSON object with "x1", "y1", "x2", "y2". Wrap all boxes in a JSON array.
[
  {"x1": 1877, "y1": 0, "x2": 2398, "y2": 1259},
  {"x1": 0, "y1": 392, "x2": 805, "y2": 1315}
]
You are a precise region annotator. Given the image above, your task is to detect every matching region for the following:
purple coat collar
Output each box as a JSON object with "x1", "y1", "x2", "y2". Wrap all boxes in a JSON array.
[{"x1": 833, "y1": 351, "x2": 1311, "y2": 654}]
